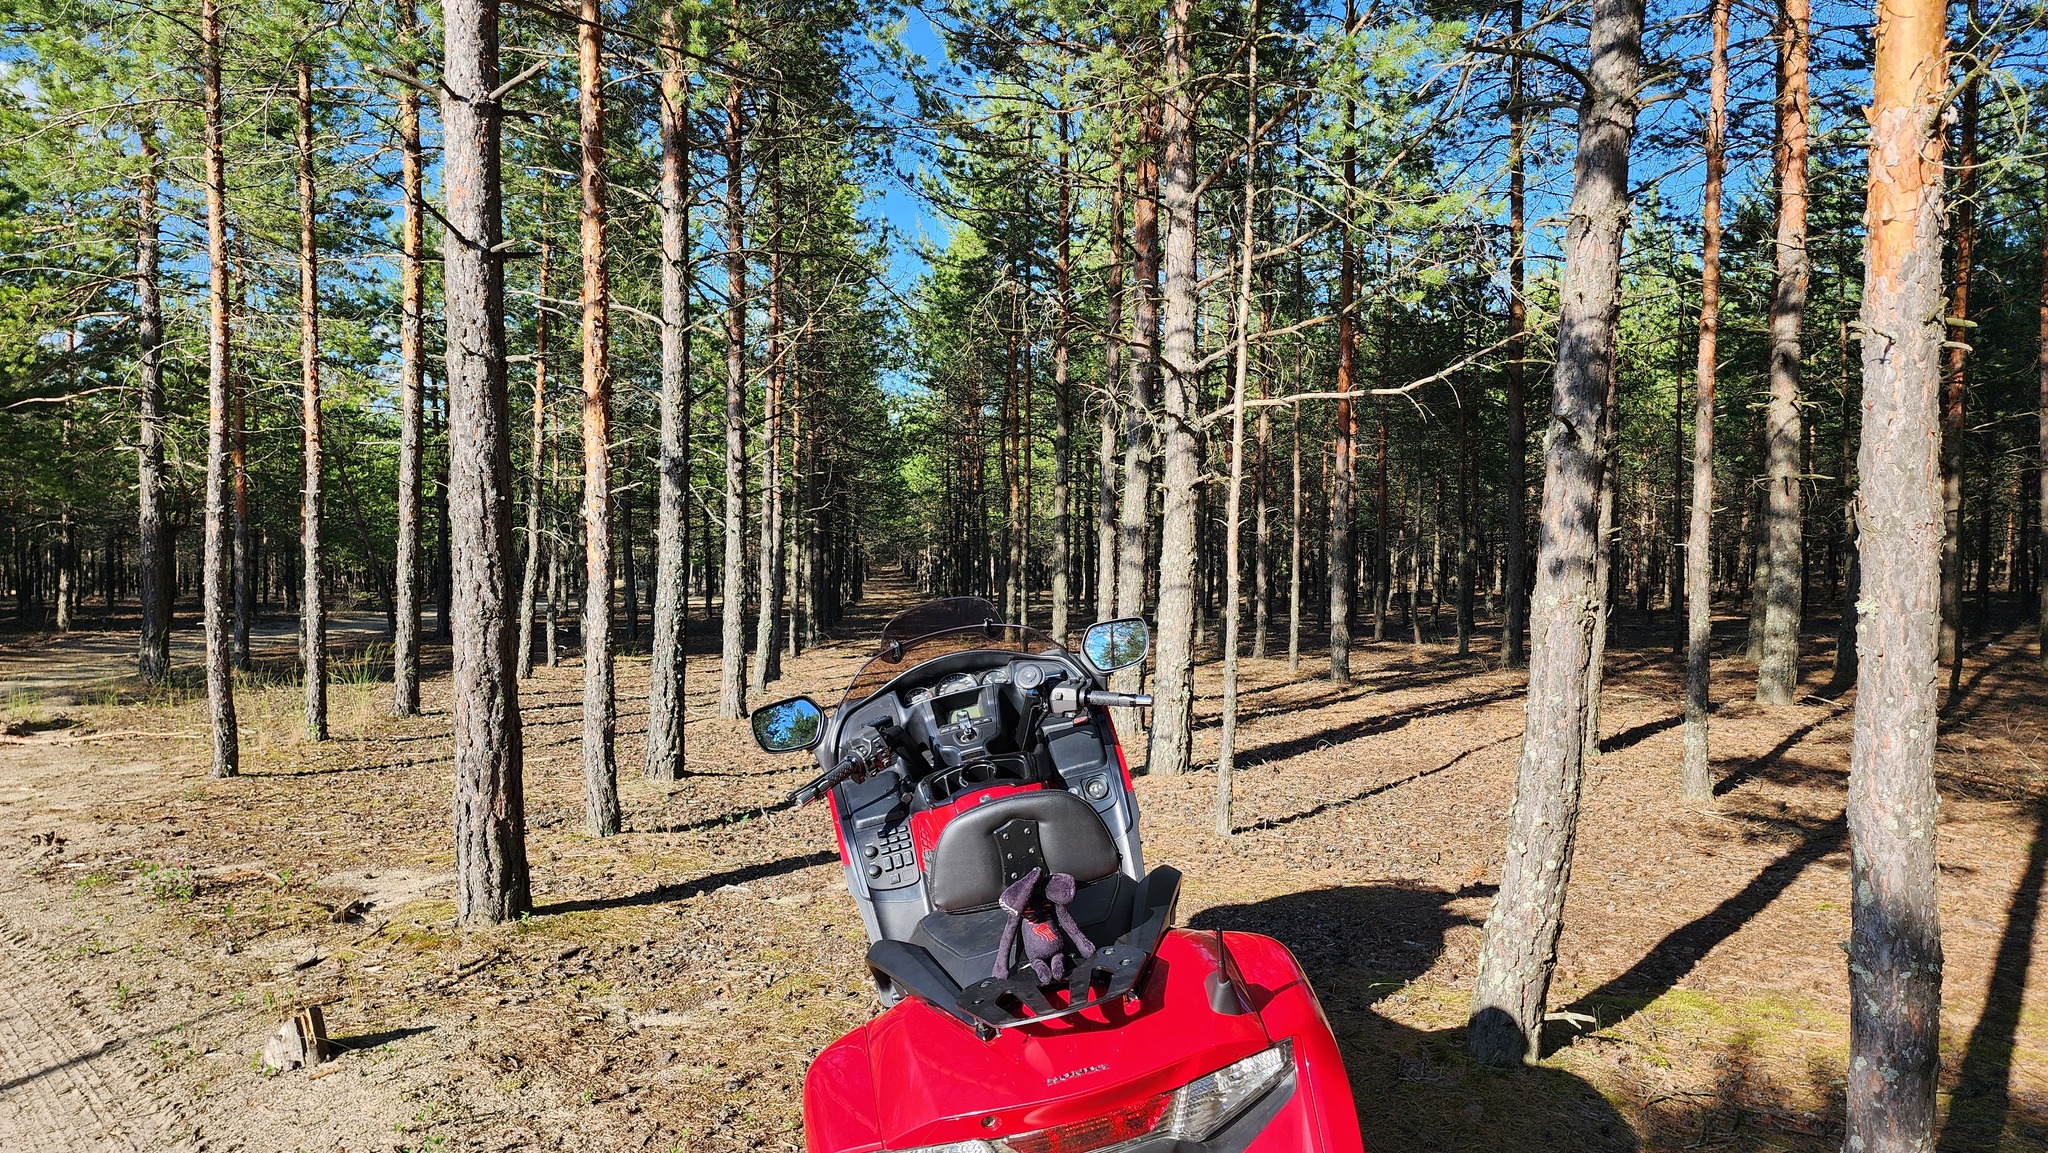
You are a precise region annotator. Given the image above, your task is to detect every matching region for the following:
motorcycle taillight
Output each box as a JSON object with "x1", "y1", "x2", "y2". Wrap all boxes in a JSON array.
[{"x1": 996, "y1": 1090, "x2": 1172, "y2": 1153}]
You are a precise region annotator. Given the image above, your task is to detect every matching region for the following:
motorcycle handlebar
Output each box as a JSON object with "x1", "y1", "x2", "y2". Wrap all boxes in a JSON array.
[
  {"x1": 1081, "y1": 689, "x2": 1153, "y2": 709},
  {"x1": 789, "y1": 752, "x2": 864, "y2": 809}
]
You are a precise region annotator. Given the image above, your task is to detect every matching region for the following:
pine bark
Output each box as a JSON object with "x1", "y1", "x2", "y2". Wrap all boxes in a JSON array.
[
  {"x1": 1051, "y1": 111, "x2": 1074, "y2": 644},
  {"x1": 751, "y1": 111, "x2": 785, "y2": 694},
  {"x1": 296, "y1": 62, "x2": 328, "y2": 741},
  {"x1": 1218, "y1": 17, "x2": 1258, "y2": 835},
  {"x1": 718, "y1": 70, "x2": 749, "y2": 720},
  {"x1": 1095, "y1": 148, "x2": 1125, "y2": 625},
  {"x1": 200, "y1": 0, "x2": 238, "y2": 778},
  {"x1": 1939, "y1": 0, "x2": 1979, "y2": 666},
  {"x1": 442, "y1": 0, "x2": 531, "y2": 924},
  {"x1": 1846, "y1": 0, "x2": 1947, "y2": 1141},
  {"x1": 1330, "y1": 1, "x2": 1357, "y2": 685},
  {"x1": 1756, "y1": 0, "x2": 1811, "y2": 705},
  {"x1": 1148, "y1": 0, "x2": 1200, "y2": 777},
  {"x1": 1502, "y1": 0, "x2": 1530, "y2": 668},
  {"x1": 393, "y1": 7, "x2": 427, "y2": 716},
  {"x1": 1468, "y1": 0, "x2": 1642, "y2": 1066},
  {"x1": 517, "y1": 240, "x2": 551, "y2": 679},
  {"x1": 2039, "y1": 189, "x2": 2048, "y2": 671},
  {"x1": 578, "y1": 0, "x2": 620, "y2": 838},
  {"x1": 1682, "y1": 0, "x2": 1729, "y2": 802},
  {"x1": 136, "y1": 130, "x2": 171, "y2": 682},
  {"x1": 647, "y1": 8, "x2": 692, "y2": 782}
]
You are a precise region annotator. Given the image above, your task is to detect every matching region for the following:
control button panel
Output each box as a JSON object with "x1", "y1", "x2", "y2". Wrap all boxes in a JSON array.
[{"x1": 864, "y1": 822, "x2": 918, "y2": 889}]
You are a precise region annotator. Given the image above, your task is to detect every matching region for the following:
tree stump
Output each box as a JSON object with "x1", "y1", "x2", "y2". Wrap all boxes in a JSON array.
[{"x1": 260, "y1": 1005, "x2": 330, "y2": 1072}]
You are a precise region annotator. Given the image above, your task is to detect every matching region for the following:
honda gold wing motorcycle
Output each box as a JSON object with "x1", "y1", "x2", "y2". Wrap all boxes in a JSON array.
[{"x1": 749, "y1": 597, "x2": 1366, "y2": 1153}]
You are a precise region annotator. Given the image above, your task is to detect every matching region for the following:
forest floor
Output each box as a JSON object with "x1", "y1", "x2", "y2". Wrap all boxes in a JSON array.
[{"x1": 0, "y1": 578, "x2": 2044, "y2": 1153}]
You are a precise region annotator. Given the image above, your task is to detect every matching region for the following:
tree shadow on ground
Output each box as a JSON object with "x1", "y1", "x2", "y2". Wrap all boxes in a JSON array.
[
  {"x1": 531, "y1": 850, "x2": 836, "y2": 917},
  {"x1": 1242, "y1": 734, "x2": 1518, "y2": 832},
  {"x1": 1191, "y1": 884, "x2": 1641, "y2": 1152},
  {"x1": 1939, "y1": 802, "x2": 2048, "y2": 1152}
]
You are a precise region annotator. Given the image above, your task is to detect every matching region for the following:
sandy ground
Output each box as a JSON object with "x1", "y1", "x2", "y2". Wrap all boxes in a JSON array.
[{"x1": 0, "y1": 582, "x2": 2042, "y2": 1152}]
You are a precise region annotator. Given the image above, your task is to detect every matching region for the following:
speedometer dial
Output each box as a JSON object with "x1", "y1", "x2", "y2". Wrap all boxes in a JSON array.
[
  {"x1": 936, "y1": 672, "x2": 979, "y2": 697},
  {"x1": 980, "y1": 666, "x2": 1011, "y2": 686}
]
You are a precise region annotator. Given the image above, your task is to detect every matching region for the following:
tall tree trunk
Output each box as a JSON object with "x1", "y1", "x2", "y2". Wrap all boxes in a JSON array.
[
  {"x1": 1113, "y1": 98, "x2": 1161, "y2": 746},
  {"x1": 718, "y1": 69, "x2": 749, "y2": 720},
  {"x1": 1756, "y1": 0, "x2": 1811, "y2": 705},
  {"x1": 1148, "y1": 0, "x2": 1200, "y2": 777},
  {"x1": 1939, "y1": 0, "x2": 1979, "y2": 666},
  {"x1": 1096, "y1": 144, "x2": 1126, "y2": 625},
  {"x1": 517, "y1": 239, "x2": 551, "y2": 679},
  {"x1": 2039, "y1": 187, "x2": 2048, "y2": 672},
  {"x1": 1456, "y1": 389, "x2": 1475, "y2": 655},
  {"x1": 1583, "y1": 359, "x2": 1620, "y2": 762},
  {"x1": 442, "y1": 0, "x2": 531, "y2": 925},
  {"x1": 1502, "y1": 0, "x2": 1530, "y2": 668},
  {"x1": 1289, "y1": 412, "x2": 1302, "y2": 670},
  {"x1": 200, "y1": 0, "x2": 238, "y2": 778},
  {"x1": 1468, "y1": 0, "x2": 1642, "y2": 1066},
  {"x1": 296, "y1": 61, "x2": 328, "y2": 741},
  {"x1": 1051, "y1": 110, "x2": 1074, "y2": 643},
  {"x1": 1218, "y1": 15, "x2": 1259, "y2": 835},
  {"x1": 136, "y1": 129, "x2": 171, "y2": 682},
  {"x1": 393, "y1": 6, "x2": 427, "y2": 716},
  {"x1": 1845, "y1": 0, "x2": 1946, "y2": 1142},
  {"x1": 752, "y1": 108, "x2": 785, "y2": 694},
  {"x1": 1330, "y1": 0, "x2": 1357, "y2": 685},
  {"x1": 1682, "y1": 0, "x2": 1728, "y2": 801},
  {"x1": 647, "y1": 8, "x2": 692, "y2": 782},
  {"x1": 578, "y1": 0, "x2": 620, "y2": 838},
  {"x1": 231, "y1": 286, "x2": 251, "y2": 670}
]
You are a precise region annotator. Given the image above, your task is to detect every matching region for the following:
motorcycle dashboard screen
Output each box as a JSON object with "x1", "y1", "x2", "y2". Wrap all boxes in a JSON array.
[{"x1": 935, "y1": 690, "x2": 989, "y2": 729}]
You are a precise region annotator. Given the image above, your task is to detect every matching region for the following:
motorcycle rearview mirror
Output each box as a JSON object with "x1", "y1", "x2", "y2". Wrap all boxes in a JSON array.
[
  {"x1": 750, "y1": 696, "x2": 824, "y2": 753},
  {"x1": 1080, "y1": 617, "x2": 1151, "y2": 674}
]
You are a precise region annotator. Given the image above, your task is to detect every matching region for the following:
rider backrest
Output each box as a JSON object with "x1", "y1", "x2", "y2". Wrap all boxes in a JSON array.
[{"x1": 927, "y1": 791, "x2": 1119, "y2": 913}]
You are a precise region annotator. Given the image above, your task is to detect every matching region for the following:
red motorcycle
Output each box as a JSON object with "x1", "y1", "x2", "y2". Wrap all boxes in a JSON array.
[{"x1": 751, "y1": 598, "x2": 1366, "y2": 1153}]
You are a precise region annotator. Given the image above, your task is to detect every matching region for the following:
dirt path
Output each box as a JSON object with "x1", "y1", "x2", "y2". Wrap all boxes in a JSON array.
[
  {"x1": 0, "y1": 611, "x2": 392, "y2": 703},
  {"x1": 0, "y1": 582, "x2": 2043, "y2": 1151}
]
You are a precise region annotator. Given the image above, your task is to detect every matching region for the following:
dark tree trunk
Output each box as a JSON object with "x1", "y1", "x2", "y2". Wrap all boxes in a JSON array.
[
  {"x1": 1330, "y1": 0, "x2": 1357, "y2": 685},
  {"x1": 719, "y1": 68, "x2": 749, "y2": 720},
  {"x1": 442, "y1": 0, "x2": 531, "y2": 924},
  {"x1": 1051, "y1": 110, "x2": 1074, "y2": 643},
  {"x1": 1147, "y1": 0, "x2": 1200, "y2": 777},
  {"x1": 1468, "y1": 0, "x2": 1642, "y2": 1066},
  {"x1": 136, "y1": 130, "x2": 171, "y2": 682},
  {"x1": 1502, "y1": 0, "x2": 1529, "y2": 669},
  {"x1": 647, "y1": 8, "x2": 692, "y2": 782},
  {"x1": 2039, "y1": 185, "x2": 2048, "y2": 671},
  {"x1": 1096, "y1": 141, "x2": 1125, "y2": 625},
  {"x1": 200, "y1": 0, "x2": 238, "y2": 778},
  {"x1": 1846, "y1": 0, "x2": 1947, "y2": 1143},
  {"x1": 578, "y1": 0, "x2": 620, "y2": 838},
  {"x1": 393, "y1": 7, "x2": 427, "y2": 716},
  {"x1": 296, "y1": 61, "x2": 328, "y2": 742},
  {"x1": 1939, "y1": 0, "x2": 1979, "y2": 666},
  {"x1": 1757, "y1": 0, "x2": 1811, "y2": 705},
  {"x1": 1683, "y1": 0, "x2": 1728, "y2": 800},
  {"x1": 517, "y1": 239, "x2": 551, "y2": 679}
]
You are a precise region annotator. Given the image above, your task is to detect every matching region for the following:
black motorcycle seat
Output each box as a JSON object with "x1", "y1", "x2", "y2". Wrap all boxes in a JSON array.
[
  {"x1": 925, "y1": 791, "x2": 1120, "y2": 913},
  {"x1": 910, "y1": 874, "x2": 1135, "y2": 990}
]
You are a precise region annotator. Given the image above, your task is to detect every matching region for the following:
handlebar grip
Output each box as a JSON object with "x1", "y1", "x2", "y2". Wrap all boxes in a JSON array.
[
  {"x1": 1082, "y1": 689, "x2": 1153, "y2": 709},
  {"x1": 789, "y1": 753, "x2": 863, "y2": 808}
]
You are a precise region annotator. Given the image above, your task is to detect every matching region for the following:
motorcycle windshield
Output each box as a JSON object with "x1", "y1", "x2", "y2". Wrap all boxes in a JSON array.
[{"x1": 840, "y1": 619, "x2": 1064, "y2": 709}]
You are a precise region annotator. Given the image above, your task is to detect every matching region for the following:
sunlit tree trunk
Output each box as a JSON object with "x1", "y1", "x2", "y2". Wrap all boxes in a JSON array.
[
  {"x1": 1468, "y1": 0, "x2": 1642, "y2": 1066},
  {"x1": 136, "y1": 129, "x2": 171, "y2": 683},
  {"x1": 2039, "y1": 189, "x2": 2048, "y2": 672},
  {"x1": 1218, "y1": 13, "x2": 1259, "y2": 835},
  {"x1": 719, "y1": 67, "x2": 750, "y2": 720},
  {"x1": 442, "y1": 0, "x2": 531, "y2": 924},
  {"x1": 1756, "y1": 0, "x2": 1811, "y2": 705},
  {"x1": 1289, "y1": 414, "x2": 1302, "y2": 671},
  {"x1": 647, "y1": 8, "x2": 692, "y2": 782},
  {"x1": 517, "y1": 240, "x2": 551, "y2": 679},
  {"x1": 1114, "y1": 95, "x2": 1161, "y2": 746},
  {"x1": 1845, "y1": 0, "x2": 1946, "y2": 1141},
  {"x1": 1147, "y1": 0, "x2": 1200, "y2": 777},
  {"x1": 200, "y1": 0, "x2": 238, "y2": 778},
  {"x1": 393, "y1": 7, "x2": 427, "y2": 716},
  {"x1": 752, "y1": 103, "x2": 785, "y2": 694},
  {"x1": 578, "y1": 0, "x2": 620, "y2": 837},
  {"x1": 1096, "y1": 145, "x2": 1125, "y2": 625},
  {"x1": 296, "y1": 61, "x2": 328, "y2": 741},
  {"x1": 1682, "y1": 0, "x2": 1729, "y2": 801}
]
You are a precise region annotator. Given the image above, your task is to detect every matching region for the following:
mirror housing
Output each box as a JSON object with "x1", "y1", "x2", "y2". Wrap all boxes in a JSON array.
[
  {"x1": 1081, "y1": 618, "x2": 1150, "y2": 674},
  {"x1": 750, "y1": 696, "x2": 824, "y2": 753}
]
